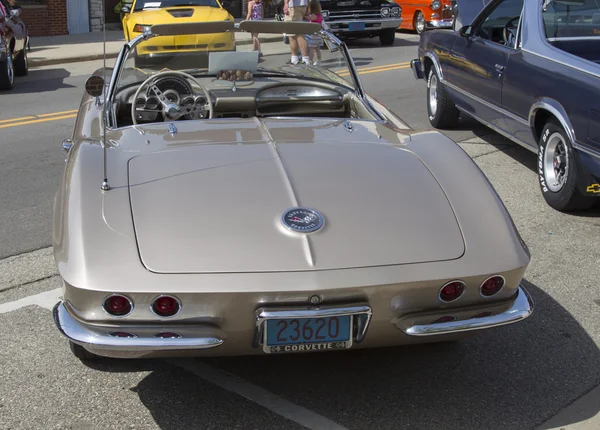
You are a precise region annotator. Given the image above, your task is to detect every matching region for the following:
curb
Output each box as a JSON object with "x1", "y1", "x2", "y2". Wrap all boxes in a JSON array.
[{"x1": 29, "y1": 34, "x2": 284, "y2": 68}]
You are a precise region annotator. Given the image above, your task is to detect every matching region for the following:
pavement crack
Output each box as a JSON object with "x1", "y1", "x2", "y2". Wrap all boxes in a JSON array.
[
  {"x1": 471, "y1": 145, "x2": 514, "y2": 159},
  {"x1": 0, "y1": 275, "x2": 58, "y2": 294}
]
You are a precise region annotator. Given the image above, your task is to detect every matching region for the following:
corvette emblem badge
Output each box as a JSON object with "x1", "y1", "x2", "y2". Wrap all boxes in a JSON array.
[{"x1": 281, "y1": 208, "x2": 324, "y2": 233}]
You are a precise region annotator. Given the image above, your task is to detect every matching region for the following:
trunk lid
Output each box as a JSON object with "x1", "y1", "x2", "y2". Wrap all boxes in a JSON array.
[{"x1": 127, "y1": 119, "x2": 465, "y2": 273}]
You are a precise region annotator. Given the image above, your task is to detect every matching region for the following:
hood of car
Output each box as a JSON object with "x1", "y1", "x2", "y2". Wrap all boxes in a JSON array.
[
  {"x1": 126, "y1": 118, "x2": 465, "y2": 273},
  {"x1": 131, "y1": 6, "x2": 230, "y2": 25}
]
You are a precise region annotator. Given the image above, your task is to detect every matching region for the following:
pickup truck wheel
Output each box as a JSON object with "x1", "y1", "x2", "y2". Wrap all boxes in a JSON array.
[
  {"x1": 69, "y1": 341, "x2": 100, "y2": 362},
  {"x1": 14, "y1": 48, "x2": 28, "y2": 76},
  {"x1": 538, "y1": 119, "x2": 595, "y2": 211},
  {"x1": 0, "y1": 49, "x2": 15, "y2": 90},
  {"x1": 426, "y1": 67, "x2": 459, "y2": 128},
  {"x1": 379, "y1": 29, "x2": 395, "y2": 46}
]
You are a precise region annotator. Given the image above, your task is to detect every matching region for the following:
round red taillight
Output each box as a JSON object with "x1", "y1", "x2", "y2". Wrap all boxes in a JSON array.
[
  {"x1": 155, "y1": 332, "x2": 182, "y2": 338},
  {"x1": 433, "y1": 316, "x2": 456, "y2": 324},
  {"x1": 480, "y1": 276, "x2": 505, "y2": 297},
  {"x1": 103, "y1": 294, "x2": 133, "y2": 317},
  {"x1": 438, "y1": 281, "x2": 466, "y2": 302},
  {"x1": 151, "y1": 295, "x2": 181, "y2": 317}
]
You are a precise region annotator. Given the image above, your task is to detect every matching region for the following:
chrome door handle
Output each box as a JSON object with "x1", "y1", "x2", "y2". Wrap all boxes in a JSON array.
[{"x1": 495, "y1": 64, "x2": 505, "y2": 71}]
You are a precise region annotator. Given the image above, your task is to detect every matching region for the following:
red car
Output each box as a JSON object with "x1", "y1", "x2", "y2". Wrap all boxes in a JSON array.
[{"x1": 0, "y1": 0, "x2": 28, "y2": 90}]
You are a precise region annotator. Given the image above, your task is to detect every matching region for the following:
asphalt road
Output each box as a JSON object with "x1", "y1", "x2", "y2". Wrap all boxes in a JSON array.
[{"x1": 1, "y1": 32, "x2": 599, "y2": 430}]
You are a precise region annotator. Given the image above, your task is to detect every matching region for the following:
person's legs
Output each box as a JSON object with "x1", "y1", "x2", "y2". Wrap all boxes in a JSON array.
[{"x1": 285, "y1": 5, "x2": 309, "y2": 64}]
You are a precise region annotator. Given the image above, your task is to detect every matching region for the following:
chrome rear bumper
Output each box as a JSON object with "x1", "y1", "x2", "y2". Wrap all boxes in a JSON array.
[
  {"x1": 395, "y1": 285, "x2": 534, "y2": 336},
  {"x1": 52, "y1": 302, "x2": 224, "y2": 358}
]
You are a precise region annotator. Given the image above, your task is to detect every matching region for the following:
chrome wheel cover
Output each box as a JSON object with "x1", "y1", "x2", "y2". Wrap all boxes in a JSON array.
[
  {"x1": 416, "y1": 13, "x2": 425, "y2": 33},
  {"x1": 428, "y1": 72, "x2": 438, "y2": 117},
  {"x1": 543, "y1": 132, "x2": 569, "y2": 192},
  {"x1": 7, "y1": 53, "x2": 13, "y2": 85}
]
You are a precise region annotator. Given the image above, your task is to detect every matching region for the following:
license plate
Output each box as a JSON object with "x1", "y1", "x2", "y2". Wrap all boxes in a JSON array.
[
  {"x1": 349, "y1": 22, "x2": 366, "y2": 32},
  {"x1": 264, "y1": 315, "x2": 353, "y2": 354}
]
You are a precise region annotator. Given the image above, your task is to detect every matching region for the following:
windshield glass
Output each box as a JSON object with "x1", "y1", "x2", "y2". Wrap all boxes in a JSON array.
[
  {"x1": 114, "y1": 23, "x2": 357, "y2": 97},
  {"x1": 133, "y1": 0, "x2": 220, "y2": 11},
  {"x1": 542, "y1": 0, "x2": 600, "y2": 38}
]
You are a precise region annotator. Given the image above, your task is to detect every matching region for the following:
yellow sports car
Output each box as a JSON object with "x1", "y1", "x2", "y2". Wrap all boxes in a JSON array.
[{"x1": 120, "y1": 0, "x2": 235, "y2": 66}]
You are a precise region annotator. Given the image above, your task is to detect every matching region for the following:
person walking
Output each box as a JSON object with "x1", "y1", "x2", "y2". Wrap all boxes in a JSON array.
[
  {"x1": 246, "y1": 0, "x2": 263, "y2": 56},
  {"x1": 283, "y1": 0, "x2": 309, "y2": 65}
]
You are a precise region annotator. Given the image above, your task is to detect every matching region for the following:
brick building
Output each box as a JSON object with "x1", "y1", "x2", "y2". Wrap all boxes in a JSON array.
[
  {"x1": 15, "y1": 0, "x2": 121, "y2": 37},
  {"x1": 14, "y1": 0, "x2": 278, "y2": 37}
]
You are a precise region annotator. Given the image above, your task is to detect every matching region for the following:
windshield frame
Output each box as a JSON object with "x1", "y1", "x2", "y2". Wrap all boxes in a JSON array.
[{"x1": 103, "y1": 21, "x2": 370, "y2": 130}]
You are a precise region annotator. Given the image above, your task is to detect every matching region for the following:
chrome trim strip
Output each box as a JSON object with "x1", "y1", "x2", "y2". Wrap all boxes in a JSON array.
[
  {"x1": 401, "y1": 285, "x2": 533, "y2": 336},
  {"x1": 572, "y1": 142, "x2": 600, "y2": 161},
  {"x1": 445, "y1": 80, "x2": 529, "y2": 126},
  {"x1": 423, "y1": 51, "x2": 444, "y2": 80},
  {"x1": 460, "y1": 106, "x2": 535, "y2": 152},
  {"x1": 521, "y1": 47, "x2": 600, "y2": 80},
  {"x1": 252, "y1": 304, "x2": 373, "y2": 348},
  {"x1": 53, "y1": 302, "x2": 224, "y2": 352},
  {"x1": 528, "y1": 98, "x2": 576, "y2": 145}
]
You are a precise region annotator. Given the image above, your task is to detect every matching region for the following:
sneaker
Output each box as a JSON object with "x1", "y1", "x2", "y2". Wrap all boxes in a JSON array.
[{"x1": 312, "y1": 61, "x2": 319, "y2": 66}]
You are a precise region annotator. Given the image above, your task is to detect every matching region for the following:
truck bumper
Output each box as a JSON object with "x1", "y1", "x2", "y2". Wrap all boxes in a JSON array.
[{"x1": 411, "y1": 59, "x2": 425, "y2": 80}]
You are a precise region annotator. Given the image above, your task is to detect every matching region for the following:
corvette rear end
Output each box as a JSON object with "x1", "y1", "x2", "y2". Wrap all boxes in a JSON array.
[
  {"x1": 52, "y1": 20, "x2": 532, "y2": 361},
  {"x1": 53, "y1": 118, "x2": 532, "y2": 360}
]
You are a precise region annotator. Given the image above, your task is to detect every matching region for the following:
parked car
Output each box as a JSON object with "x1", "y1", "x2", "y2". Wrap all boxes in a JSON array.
[
  {"x1": 52, "y1": 20, "x2": 532, "y2": 362},
  {"x1": 0, "y1": 0, "x2": 28, "y2": 90},
  {"x1": 392, "y1": 0, "x2": 454, "y2": 34},
  {"x1": 119, "y1": 0, "x2": 234, "y2": 67},
  {"x1": 275, "y1": 0, "x2": 402, "y2": 46},
  {"x1": 411, "y1": 0, "x2": 600, "y2": 212}
]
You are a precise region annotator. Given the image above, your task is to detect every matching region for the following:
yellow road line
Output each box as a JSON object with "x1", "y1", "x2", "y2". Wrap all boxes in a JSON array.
[
  {"x1": 37, "y1": 109, "x2": 79, "y2": 118},
  {"x1": 355, "y1": 62, "x2": 410, "y2": 72},
  {"x1": 338, "y1": 64, "x2": 410, "y2": 76},
  {"x1": 0, "y1": 114, "x2": 77, "y2": 129},
  {"x1": 333, "y1": 62, "x2": 410, "y2": 75},
  {"x1": 0, "y1": 109, "x2": 78, "y2": 125}
]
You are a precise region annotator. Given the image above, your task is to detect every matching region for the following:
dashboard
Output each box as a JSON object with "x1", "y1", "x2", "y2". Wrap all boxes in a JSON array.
[{"x1": 118, "y1": 72, "x2": 351, "y2": 126}]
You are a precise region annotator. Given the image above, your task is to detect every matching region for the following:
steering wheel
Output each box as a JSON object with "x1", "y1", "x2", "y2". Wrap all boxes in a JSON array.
[
  {"x1": 503, "y1": 16, "x2": 520, "y2": 46},
  {"x1": 131, "y1": 70, "x2": 214, "y2": 125}
]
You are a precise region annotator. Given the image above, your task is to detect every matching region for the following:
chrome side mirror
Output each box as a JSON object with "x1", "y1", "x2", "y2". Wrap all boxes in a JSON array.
[{"x1": 85, "y1": 76, "x2": 105, "y2": 98}]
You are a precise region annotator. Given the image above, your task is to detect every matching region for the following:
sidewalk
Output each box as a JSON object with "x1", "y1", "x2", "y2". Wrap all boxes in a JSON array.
[{"x1": 28, "y1": 22, "x2": 282, "y2": 68}]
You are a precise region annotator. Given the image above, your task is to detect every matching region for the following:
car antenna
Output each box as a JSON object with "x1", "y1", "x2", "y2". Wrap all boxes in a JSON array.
[{"x1": 101, "y1": 0, "x2": 110, "y2": 191}]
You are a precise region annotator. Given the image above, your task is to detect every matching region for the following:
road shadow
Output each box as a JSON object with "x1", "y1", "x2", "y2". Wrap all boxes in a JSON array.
[
  {"x1": 82, "y1": 279, "x2": 600, "y2": 430},
  {"x1": 1, "y1": 68, "x2": 75, "y2": 95}
]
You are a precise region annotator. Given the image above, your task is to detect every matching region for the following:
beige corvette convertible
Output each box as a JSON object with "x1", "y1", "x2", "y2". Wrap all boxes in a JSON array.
[{"x1": 52, "y1": 20, "x2": 533, "y2": 361}]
